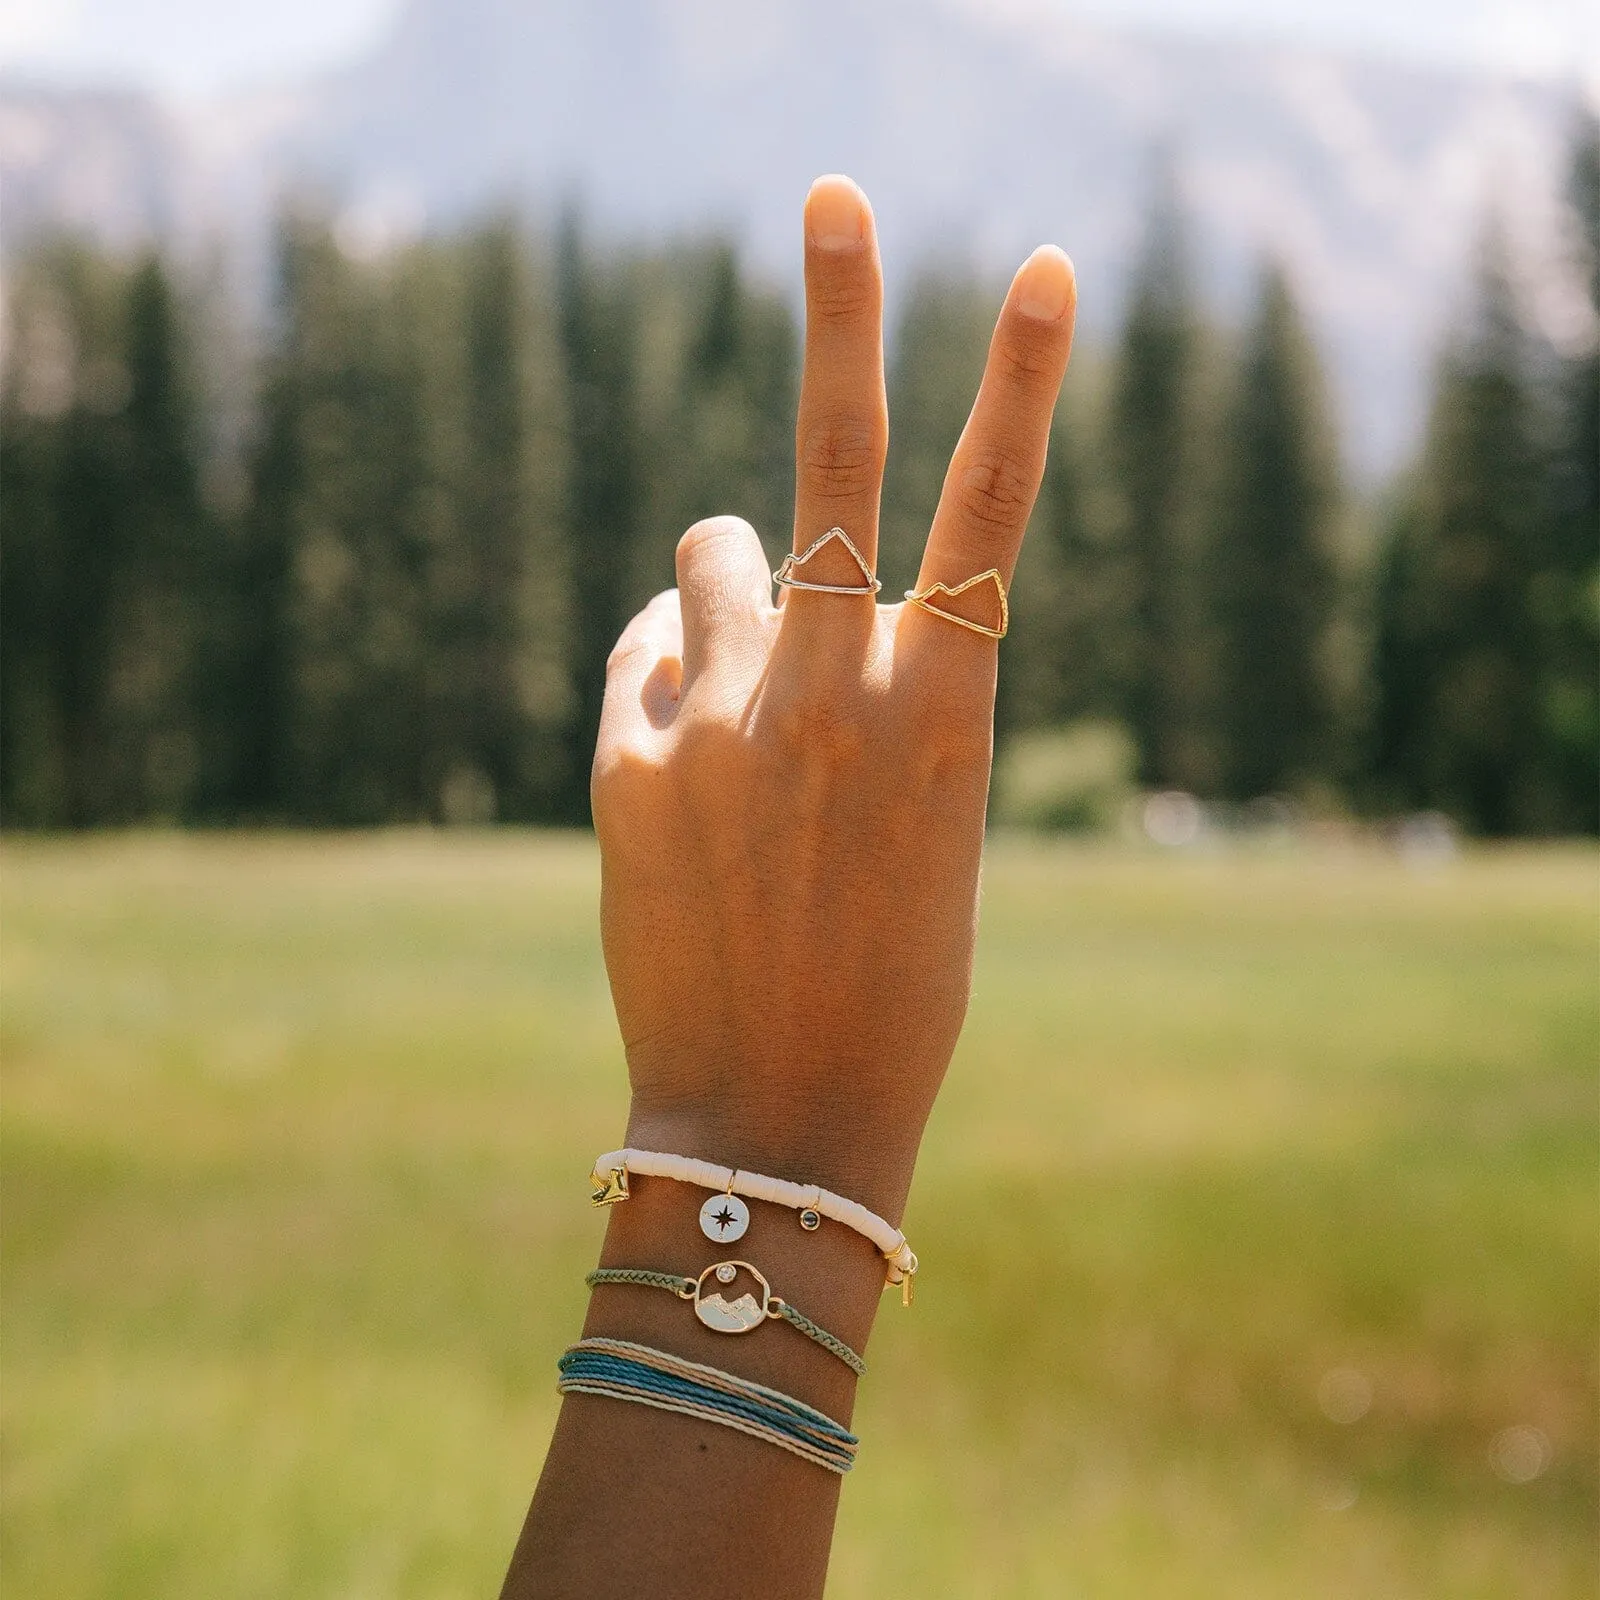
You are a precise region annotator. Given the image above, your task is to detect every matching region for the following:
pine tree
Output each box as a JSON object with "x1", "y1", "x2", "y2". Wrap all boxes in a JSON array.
[
  {"x1": 452, "y1": 217, "x2": 574, "y2": 823},
  {"x1": 683, "y1": 242, "x2": 796, "y2": 548},
  {"x1": 243, "y1": 215, "x2": 452, "y2": 823},
  {"x1": 110, "y1": 252, "x2": 206, "y2": 818},
  {"x1": 1109, "y1": 162, "x2": 1205, "y2": 789},
  {"x1": 323, "y1": 235, "x2": 462, "y2": 824},
  {"x1": 1002, "y1": 386, "x2": 1133, "y2": 736},
  {"x1": 632, "y1": 241, "x2": 797, "y2": 601},
  {"x1": 1366, "y1": 485, "x2": 1431, "y2": 811},
  {"x1": 1208, "y1": 261, "x2": 1339, "y2": 800},
  {"x1": 1539, "y1": 114, "x2": 1600, "y2": 832},
  {"x1": 1373, "y1": 225, "x2": 1546, "y2": 834},
  {"x1": 223, "y1": 215, "x2": 314, "y2": 820},
  {"x1": 555, "y1": 214, "x2": 645, "y2": 822},
  {"x1": 879, "y1": 272, "x2": 994, "y2": 594},
  {"x1": 0, "y1": 245, "x2": 203, "y2": 825},
  {"x1": 0, "y1": 249, "x2": 77, "y2": 824}
]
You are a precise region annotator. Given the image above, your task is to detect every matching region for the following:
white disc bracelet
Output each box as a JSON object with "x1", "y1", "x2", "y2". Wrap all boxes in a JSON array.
[{"x1": 590, "y1": 1148, "x2": 919, "y2": 1302}]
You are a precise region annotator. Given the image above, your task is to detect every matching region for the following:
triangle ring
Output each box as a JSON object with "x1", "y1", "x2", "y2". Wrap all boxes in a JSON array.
[
  {"x1": 904, "y1": 569, "x2": 1010, "y2": 639},
  {"x1": 774, "y1": 527, "x2": 883, "y2": 595}
]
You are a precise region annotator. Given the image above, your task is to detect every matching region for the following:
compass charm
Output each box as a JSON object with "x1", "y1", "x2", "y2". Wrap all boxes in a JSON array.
[{"x1": 699, "y1": 1191, "x2": 750, "y2": 1243}]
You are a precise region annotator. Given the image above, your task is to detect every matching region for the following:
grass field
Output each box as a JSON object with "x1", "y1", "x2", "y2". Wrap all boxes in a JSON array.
[{"x1": 2, "y1": 833, "x2": 1595, "y2": 1597}]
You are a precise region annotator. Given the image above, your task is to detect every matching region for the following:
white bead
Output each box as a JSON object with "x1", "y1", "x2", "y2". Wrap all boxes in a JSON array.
[{"x1": 699, "y1": 1192, "x2": 749, "y2": 1243}]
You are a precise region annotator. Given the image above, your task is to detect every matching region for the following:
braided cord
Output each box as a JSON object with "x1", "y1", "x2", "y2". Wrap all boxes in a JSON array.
[
  {"x1": 585, "y1": 1267, "x2": 865, "y2": 1375},
  {"x1": 774, "y1": 1301, "x2": 866, "y2": 1376},
  {"x1": 586, "y1": 1267, "x2": 694, "y2": 1296},
  {"x1": 558, "y1": 1338, "x2": 858, "y2": 1474}
]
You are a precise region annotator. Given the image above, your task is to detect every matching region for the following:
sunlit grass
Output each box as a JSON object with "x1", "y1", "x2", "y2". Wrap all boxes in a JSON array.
[{"x1": 2, "y1": 833, "x2": 1595, "y2": 1597}]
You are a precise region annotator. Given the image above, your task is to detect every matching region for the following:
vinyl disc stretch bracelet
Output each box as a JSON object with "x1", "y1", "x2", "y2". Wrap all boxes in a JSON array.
[{"x1": 589, "y1": 1147, "x2": 918, "y2": 1301}]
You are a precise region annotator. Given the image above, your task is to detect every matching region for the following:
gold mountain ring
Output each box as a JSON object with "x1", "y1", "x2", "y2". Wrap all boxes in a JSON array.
[{"x1": 904, "y1": 569, "x2": 1009, "y2": 638}]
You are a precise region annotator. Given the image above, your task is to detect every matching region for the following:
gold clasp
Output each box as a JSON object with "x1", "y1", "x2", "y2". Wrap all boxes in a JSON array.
[{"x1": 590, "y1": 1166, "x2": 630, "y2": 1206}]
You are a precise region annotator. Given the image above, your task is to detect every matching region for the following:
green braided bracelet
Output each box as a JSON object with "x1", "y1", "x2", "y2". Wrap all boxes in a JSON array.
[{"x1": 586, "y1": 1262, "x2": 866, "y2": 1377}]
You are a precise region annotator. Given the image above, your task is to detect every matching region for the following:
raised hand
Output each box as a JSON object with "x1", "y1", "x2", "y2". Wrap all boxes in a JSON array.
[{"x1": 594, "y1": 174, "x2": 1077, "y2": 1220}]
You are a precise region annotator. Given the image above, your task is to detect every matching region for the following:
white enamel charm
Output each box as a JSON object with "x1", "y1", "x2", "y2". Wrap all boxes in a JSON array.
[
  {"x1": 699, "y1": 1191, "x2": 750, "y2": 1243},
  {"x1": 692, "y1": 1260, "x2": 773, "y2": 1334}
]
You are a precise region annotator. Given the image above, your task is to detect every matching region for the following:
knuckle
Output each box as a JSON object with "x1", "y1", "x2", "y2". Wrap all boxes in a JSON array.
[
  {"x1": 672, "y1": 710, "x2": 741, "y2": 772},
  {"x1": 798, "y1": 412, "x2": 887, "y2": 503},
  {"x1": 605, "y1": 593, "x2": 679, "y2": 673},
  {"x1": 954, "y1": 446, "x2": 1035, "y2": 536},
  {"x1": 677, "y1": 515, "x2": 749, "y2": 566},
  {"x1": 904, "y1": 677, "x2": 994, "y2": 765},
  {"x1": 992, "y1": 328, "x2": 1059, "y2": 384},
  {"x1": 605, "y1": 635, "x2": 655, "y2": 674},
  {"x1": 808, "y1": 270, "x2": 878, "y2": 326},
  {"x1": 929, "y1": 708, "x2": 993, "y2": 768},
  {"x1": 770, "y1": 691, "x2": 868, "y2": 767},
  {"x1": 591, "y1": 739, "x2": 667, "y2": 818}
]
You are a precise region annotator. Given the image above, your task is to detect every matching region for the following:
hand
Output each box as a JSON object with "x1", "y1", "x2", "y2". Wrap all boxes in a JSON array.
[{"x1": 592, "y1": 174, "x2": 1076, "y2": 1221}]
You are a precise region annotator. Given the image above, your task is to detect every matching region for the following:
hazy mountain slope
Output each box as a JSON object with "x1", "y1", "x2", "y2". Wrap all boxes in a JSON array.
[{"x1": 0, "y1": 0, "x2": 1586, "y2": 475}]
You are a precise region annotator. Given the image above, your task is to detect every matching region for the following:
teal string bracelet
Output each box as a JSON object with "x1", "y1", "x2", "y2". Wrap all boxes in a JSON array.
[
  {"x1": 558, "y1": 1337, "x2": 859, "y2": 1474},
  {"x1": 586, "y1": 1260, "x2": 867, "y2": 1377}
]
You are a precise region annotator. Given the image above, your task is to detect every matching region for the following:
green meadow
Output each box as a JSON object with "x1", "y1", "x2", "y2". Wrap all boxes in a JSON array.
[{"x1": 2, "y1": 834, "x2": 1594, "y2": 1597}]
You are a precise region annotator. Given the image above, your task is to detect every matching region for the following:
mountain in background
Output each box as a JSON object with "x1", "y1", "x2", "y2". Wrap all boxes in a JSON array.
[{"x1": 1, "y1": 0, "x2": 1589, "y2": 476}]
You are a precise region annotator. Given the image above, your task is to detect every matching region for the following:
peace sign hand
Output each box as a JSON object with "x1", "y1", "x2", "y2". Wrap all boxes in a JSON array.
[{"x1": 593, "y1": 174, "x2": 1076, "y2": 1224}]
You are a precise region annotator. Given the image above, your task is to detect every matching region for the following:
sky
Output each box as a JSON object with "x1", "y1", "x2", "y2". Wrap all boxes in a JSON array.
[{"x1": 0, "y1": 0, "x2": 1595, "y2": 95}]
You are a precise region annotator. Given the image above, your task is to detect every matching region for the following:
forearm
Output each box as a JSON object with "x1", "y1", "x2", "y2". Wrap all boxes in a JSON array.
[{"x1": 501, "y1": 1129, "x2": 914, "y2": 1598}]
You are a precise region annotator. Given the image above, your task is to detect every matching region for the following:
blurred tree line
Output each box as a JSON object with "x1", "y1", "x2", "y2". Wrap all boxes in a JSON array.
[{"x1": 3, "y1": 119, "x2": 1595, "y2": 834}]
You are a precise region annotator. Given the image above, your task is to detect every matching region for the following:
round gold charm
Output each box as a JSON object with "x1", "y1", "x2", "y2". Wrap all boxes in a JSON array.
[
  {"x1": 799, "y1": 1209, "x2": 822, "y2": 1231},
  {"x1": 691, "y1": 1260, "x2": 773, "y2": 1334}
]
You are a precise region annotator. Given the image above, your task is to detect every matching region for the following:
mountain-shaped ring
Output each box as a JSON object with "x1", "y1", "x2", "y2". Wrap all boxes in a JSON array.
[
  {"x1": 774, "y1": 527, "x2": 882, "y2": 595},
  {"x1": 904, "y1": 569, "x2": 1009, "y2": 638}
]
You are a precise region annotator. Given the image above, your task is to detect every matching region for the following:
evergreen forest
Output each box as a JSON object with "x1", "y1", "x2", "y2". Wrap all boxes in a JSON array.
[{"x1": 3, "y1": 122, "x2": 1595, "y2": 836}]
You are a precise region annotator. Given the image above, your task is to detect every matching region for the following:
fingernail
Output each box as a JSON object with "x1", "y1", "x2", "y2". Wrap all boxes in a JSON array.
[
  {"x1": 1015, "y1": 246, "x2": 1075, "y2": 321},
  {"x1": 807, "y1": 175, "x2": 866, "y2": 251}
]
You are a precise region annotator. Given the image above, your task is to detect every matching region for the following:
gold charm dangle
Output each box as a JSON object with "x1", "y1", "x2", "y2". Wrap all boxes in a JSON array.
[
  {"x1": 590, "y1": 1165, "x2": 630, "y2": 1206},
  {"x1": 774, "y1": 527, "x2": 883, "y2": 595},
  {"x1": 885, "y1": 1248, "x2": 918, "y2": 1306},
  {"x1": 699, "y1": 1190, "x2": 750, "y2": 1243},
  {"x1": 904, "y1": 569, "x2": 1009, "y2": 638}
]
